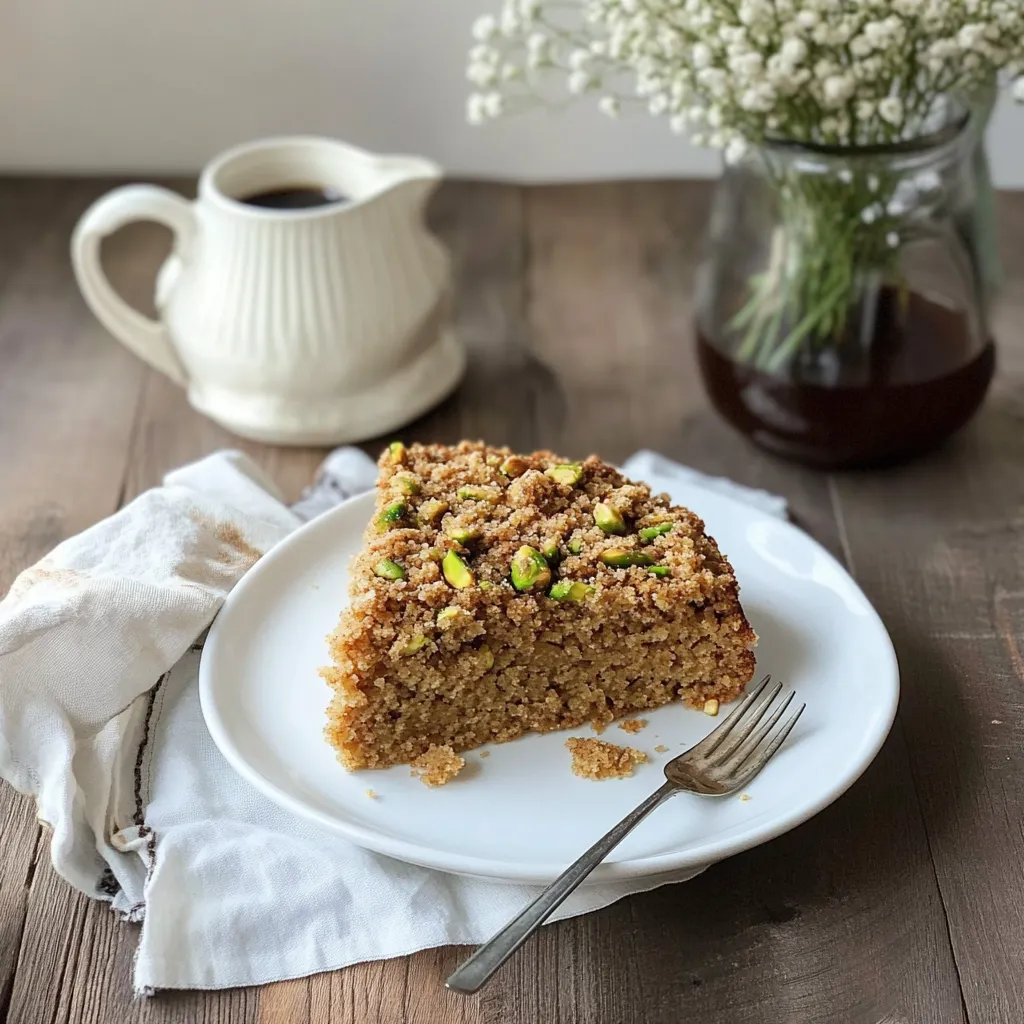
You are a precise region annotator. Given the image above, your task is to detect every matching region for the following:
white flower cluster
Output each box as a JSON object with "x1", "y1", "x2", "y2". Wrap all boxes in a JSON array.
[{"x1": 467, "y1": 0, "x2": 1024, "y2": 152}]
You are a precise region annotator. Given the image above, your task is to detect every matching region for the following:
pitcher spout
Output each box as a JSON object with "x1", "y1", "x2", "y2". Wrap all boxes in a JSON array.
[{"x1": 369, "y1": 155, "x2": 443, "y2": 206}]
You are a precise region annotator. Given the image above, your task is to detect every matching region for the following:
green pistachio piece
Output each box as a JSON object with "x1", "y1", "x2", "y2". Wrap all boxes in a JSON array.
[
  {"x1": 541, "y1": 537, "x2": 561, "y2": 563},
  {"x1": 639, "y1": 522, "x2": 673, "y2": 542},
  {"x1": 500, "y1": 455, "x2": 530, "y2": 478},
  {"x1": 417, "y1": 498, "x2": 447, "y2": 525},
  {"x1": 549, "y1": 580, "x2": 595, "y2": 602},
  {"x1": 374, "y1": 500, "x2": 407, "y2": 532},
  {"x1": 567, "y1": 539, "x2": 583, "y2": 555},
  {"x1": 444, "y1": 521, "x2": 481, "y2": 544},
  {"x1": 437, "y1": 606, "x2": 460, "y2": 625},
  {"x1": 442, "y1": 550, "x2": 475, "y2": 589},
  {"x1": 647, "y1": 565, "x2": 671, "y2": 578},
  {"x1": 594, "y1": 502, "x2": 626, "y2": 534},
  {"x1": 510, "y1": 545, "x2": 552, "y2": 592},
  {"x1": 393, "y1": 473, "x2": 420, "y2": 496},
  {"x1": 457, "y1": 485, "x2": 499, "y2": 502},
  {"x1": 599, "y1": 548, "x2": 653, "y2": 568},
  {"x1": 545, "y1": 463, "x2": 583, "y2": 486},
  {"x1": 479, "y1": 645, "x2": 495, "y2": 670},
  {"x1": 373, "y1": 558, "x2": 406, "y2": 580},
  {"x1": 399, "y1": 634, "x2": 427, "y2": 656},
  {"x1": 478, "y1": 580, "x2": 494, "y2": 591},
  {"x1": 388, "y1": 441, "x2": 406, "y2": 463}
]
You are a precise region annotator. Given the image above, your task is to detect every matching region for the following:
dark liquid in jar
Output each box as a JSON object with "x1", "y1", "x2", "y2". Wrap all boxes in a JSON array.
[{"x1": 697, "y1": 289, "x2": 995, "y2": 468}]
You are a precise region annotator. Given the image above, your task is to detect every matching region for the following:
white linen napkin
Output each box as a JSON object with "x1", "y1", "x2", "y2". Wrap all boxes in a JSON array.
[{"x1": 0, "y1": 447, "x2": 786, "y2": 993}]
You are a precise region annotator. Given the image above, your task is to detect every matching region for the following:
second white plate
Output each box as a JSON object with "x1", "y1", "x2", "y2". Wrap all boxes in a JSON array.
[{"x1": 199, "y1": 478, "x2": 898, "y2": 884}]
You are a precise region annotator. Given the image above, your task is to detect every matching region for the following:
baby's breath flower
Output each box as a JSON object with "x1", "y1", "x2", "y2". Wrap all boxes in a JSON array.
[
  {"x1": 878, "y1": 97, "x2": 904, "y2": 126},
  {"x1": 467, "y1": 93, "x2": 488, "y2": 125},
  {"x1": 463, "y1": 0, "x2": 1024, "y2": 154},
  {"x1": 598, "y1": 95, "x2": 620, "y2": 117},
  {"x1": 568, "y1": 70, "x2": 594, "y2": 95},
  {"x1": 471, "y1": 15, "x2": 498, "y2": 43},
  {"x1": 823, "y1": 74, "x2": 856, "y2": 108}
]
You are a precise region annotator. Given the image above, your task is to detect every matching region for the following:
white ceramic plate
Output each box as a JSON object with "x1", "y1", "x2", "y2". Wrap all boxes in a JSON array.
[{"x1": 199, "y1": 481, "x2": 898, "y2": 885}]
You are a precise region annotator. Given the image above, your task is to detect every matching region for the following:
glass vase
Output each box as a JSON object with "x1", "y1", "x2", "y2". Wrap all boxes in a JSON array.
[{"x1": 695, "y1": 112, "x2": 995, "y2": 469}]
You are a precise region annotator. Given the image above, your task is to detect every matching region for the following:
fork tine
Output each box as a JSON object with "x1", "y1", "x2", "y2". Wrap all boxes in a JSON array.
[
  {"x1": 717, "y1": 690, "x2": 795, "y2": 773},
  {"x1": 690, "y1": 675, "x2": 771, "y2": 756},
  {"x1": 731, "y1": 702, "x2": 806, "y2": 789},
  {"x1": 708, "y1": 679, "x2": 784, "y2": 763}
]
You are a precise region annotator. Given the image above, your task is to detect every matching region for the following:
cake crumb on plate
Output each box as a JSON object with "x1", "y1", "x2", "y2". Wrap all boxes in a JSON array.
[
  {"x1": 618, "y1": 718, "x2": 648, "y2": 734},
  {"x1": 566, "y1": 737, "x2": 647, "y2": 780},
  {"x1": 740, "y1": 793, "x2": 752, "y2": 802},
  {"x1": 410, "y1": 745, "x2": 466, "y2": 787},
  {"x1": 654, "y1": 744, "x2": 669, "y2": 753},
  {"x1": 480, "y1": 750, "x2": 490, "y2": 758},
  {"x1": 365, "y1": 788, "x2": 377, "y2": 799}
]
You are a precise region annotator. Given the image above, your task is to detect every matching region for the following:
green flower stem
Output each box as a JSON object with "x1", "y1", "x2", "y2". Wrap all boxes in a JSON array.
[{"x1": 729, "y1": 160, "x2": 902, "y2": 373}]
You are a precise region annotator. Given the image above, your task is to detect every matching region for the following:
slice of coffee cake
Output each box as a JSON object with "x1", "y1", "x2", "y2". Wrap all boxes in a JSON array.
[{"x1": 322, "y1": 441, "x2": 756, "y2": 773}]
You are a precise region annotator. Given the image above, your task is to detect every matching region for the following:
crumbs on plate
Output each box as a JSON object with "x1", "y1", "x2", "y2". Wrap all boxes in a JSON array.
[
  {"x1": 410, "y1": 745, "x2": 466, "y2": 787},
  {"x1": 566, "y1": 737, "x2": 647, "y2": 780},
  {"x1": 618, "y1": 718, "x2": 648, "y2": 734}
]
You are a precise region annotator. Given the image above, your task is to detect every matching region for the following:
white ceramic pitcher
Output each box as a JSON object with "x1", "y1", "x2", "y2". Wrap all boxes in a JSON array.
[{"x1": 71, "y1": 137, "x2": 464, "y2": 445}]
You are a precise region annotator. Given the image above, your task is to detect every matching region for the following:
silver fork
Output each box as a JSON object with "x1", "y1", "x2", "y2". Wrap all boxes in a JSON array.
[{"x1": 446, "y1": 675, "x2": 804, "y2": 994}]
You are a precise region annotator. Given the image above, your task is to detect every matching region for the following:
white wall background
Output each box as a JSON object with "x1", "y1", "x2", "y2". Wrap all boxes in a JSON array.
[{"x1": 2, "y1": 0, "x2": 1023, "y2": 185}]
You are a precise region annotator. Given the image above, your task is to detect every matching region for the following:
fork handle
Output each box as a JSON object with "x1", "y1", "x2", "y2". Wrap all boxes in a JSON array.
[{"x1": 446, "y1": 781, "x2": 678, "y2": 994}]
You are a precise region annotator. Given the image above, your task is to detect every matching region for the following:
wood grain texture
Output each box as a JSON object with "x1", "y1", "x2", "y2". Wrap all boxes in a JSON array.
[{"x1": 0, "y1": 176, "x2": 1022, "y2": 1023}]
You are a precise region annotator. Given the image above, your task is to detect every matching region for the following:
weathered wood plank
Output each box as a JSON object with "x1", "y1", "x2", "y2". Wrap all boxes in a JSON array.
[{"x1": 0, "y1": 178, "x2": 150, "y2": 1022}]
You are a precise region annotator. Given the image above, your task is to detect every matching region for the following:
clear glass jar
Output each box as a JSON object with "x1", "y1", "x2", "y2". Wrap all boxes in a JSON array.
[{"x1": 695, "y1": 112, "x2": 995, "y2": 468}]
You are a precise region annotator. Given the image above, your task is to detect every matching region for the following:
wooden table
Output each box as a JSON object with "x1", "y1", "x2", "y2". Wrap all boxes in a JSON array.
[{"x1": 1, "y1": 175, "x2": 1023, "y2": 1024}]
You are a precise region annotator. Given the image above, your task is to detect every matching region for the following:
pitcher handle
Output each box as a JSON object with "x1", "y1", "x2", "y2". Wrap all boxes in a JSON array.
[{"x1": 71, "y1": 185, "x2": 196, "y2": 386}]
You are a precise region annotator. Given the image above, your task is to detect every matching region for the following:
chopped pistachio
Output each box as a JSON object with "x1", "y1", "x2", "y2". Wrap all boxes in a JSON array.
[
  {"x1": 639, "y1": 522, "x2": 673, "y2": 542},
  {"x1": 549, "y1": 580, "x2": 595, "y2": 602},
  {"x1": 567, "y1": 539, "x2": 583, "y2": 555},
  {"x1": 594, "y1": 502, "x2": 626, "y2": 534},
  {"x1": 647, "y1": 565, "x2": 671, "y2": 578},
  {"x1": 541, "y1": 537, "x2": 561, "y2": 563},
  {"x1": 399, "y1": 634, "x2": 428, "y2": 656},
  {"x1": 373, "y1": 558, "x2": 406, "y2": 580},
  {"x1": 545, "y1": 463, "x2": 583, "y2": 487},
  {"x1": 374, "y1": 500, "x2": 407, "y2": 532},
  {"x1": 393, "y1": 472, "x2": 420, "y2": 496},
  {"x1": 511, "y1": 545, "x2": 552, "y2": 592},
  {"x1": 479, "y1": 580, "x2": 494, "y2": 591},
  {"x1": 388, "y1": 441, "x2": 406, "y2": 463},
  {"x1": 479, "y1": 645, "x2": 495, "y2": 670},
  {"x1": 442, "y1": 550, "x2": 475, "y2": 589},
  {"x1": 417, "y1": 498, "x2": 447, "y2": 524},
  {"x1": 444, "y1": 521, "x2": 481, "y2": 544},
  {"x1": 599, "y1": 548, "x2": 654, "y2": 568},
  {"x1": 436, "y1": 606, "x2": 460, "y2": 626},
  {"x1": 500, "y1": 455, "x2": 529, "y2": 478},
  {"x1": 457, "y1": 485, "x2": 499, "y2": 502},
  {"x1": 703, "y1": 698, "x2": 720, "y2": 716}
]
